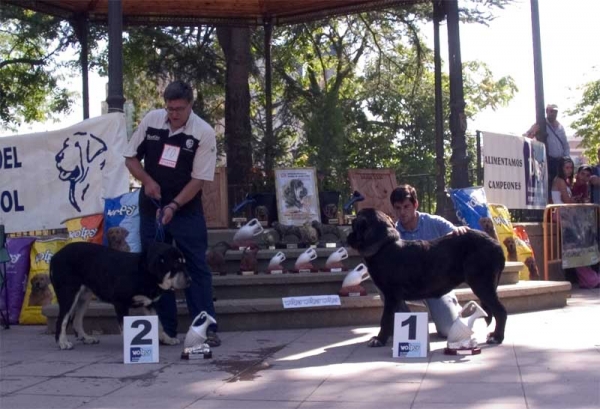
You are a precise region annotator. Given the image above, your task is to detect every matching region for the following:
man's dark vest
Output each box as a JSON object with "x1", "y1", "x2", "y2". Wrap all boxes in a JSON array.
[{"x1": 136, "y1": 126, "x2": 202, "y2": 216}]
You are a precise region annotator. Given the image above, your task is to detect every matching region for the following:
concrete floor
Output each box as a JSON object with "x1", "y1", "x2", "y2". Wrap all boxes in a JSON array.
[{"x1": 1, "y1": 287, "x2": 599, "y2": 409}]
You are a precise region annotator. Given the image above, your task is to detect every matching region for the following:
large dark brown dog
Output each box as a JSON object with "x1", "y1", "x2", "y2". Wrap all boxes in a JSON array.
[
  {"x1": 347, "y1": 208, "x2": 507, "y2": 347},
  {"x1": 50, "y1": 241, "x2": 190, "y2": 350}
]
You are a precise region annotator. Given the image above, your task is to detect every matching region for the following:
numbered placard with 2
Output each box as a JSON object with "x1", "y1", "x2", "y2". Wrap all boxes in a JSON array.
[{"x1": 123, "y1": 316, "x2": 159, "y2": 364}]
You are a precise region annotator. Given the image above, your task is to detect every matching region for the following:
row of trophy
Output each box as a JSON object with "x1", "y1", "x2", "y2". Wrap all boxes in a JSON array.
[
  {"x1": 208, "y1": 245, "x2": 351, "y2": 276},
  {"x1": 231, "y1": 191, "x2": 366, "y2": 228},
  {"x1": 230, "y1": 218, "x2": 346, "y2": 249}
]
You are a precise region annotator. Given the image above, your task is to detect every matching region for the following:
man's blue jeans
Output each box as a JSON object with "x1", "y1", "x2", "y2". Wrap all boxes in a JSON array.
[{"x1": 140, "y1": 209, "x2": 216, "y2": 337}]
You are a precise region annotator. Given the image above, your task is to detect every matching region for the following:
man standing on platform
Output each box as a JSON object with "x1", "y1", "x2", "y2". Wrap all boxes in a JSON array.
[{"x1": 525, "y1": 104, "x2": 570, "y2": 201}]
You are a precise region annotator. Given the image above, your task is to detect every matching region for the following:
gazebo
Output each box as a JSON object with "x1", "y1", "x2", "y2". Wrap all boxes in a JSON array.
[{"x1": 5, "y1": 0, "x2": 473, "y2": 194}]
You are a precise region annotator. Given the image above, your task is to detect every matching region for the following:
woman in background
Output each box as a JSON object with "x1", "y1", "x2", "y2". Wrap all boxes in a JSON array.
[{"x1": 551, "y1": 156, "x2": 575, "y2": 204}]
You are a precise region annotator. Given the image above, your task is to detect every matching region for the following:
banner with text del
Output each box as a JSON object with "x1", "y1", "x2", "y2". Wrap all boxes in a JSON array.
[{"x1": 0, "y1": 113, "x2": 129, "y2": 233}]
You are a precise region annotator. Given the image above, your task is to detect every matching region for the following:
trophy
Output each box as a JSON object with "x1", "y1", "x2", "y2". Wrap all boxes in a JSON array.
[
  {"x1": 181, "y1": 311, "x2": 217, "y2": 360},
  {"x1": 231, "y1": 194, "x2": 256, "y2": 228},
  {"x1": 323, "y1": 247, "x2": 348, "y2": 272},
  {"x1": 342, "y1": 190, "x2": 365, "y2": 225},
  {"x1": 238, "y1": 245, "x2": 259, "y2": 276},
  {"x1": 444, "y1": 301, "x2": 488, "y2": 356},
  {"x1": 272, "y1": 222, "x2": 303, "y2": 249},
  {"x1": 267, "y1": 251, "x2": 286, "y2": 274},
  {"x1": 312, "y1": 221, "x2": 344, "y2": 248},
  {"x1": 206, "y1": 241, "x2": 231, "y2": 276},
  {"x1": 291, "y1": 247, "x2": 318, "y2": 273},
  {"x1": 339, "y1": 263, "x2": 369, "y2": 297},
  {"x1": 232, "y1": 218, "x2": 264, "y2": 249}
]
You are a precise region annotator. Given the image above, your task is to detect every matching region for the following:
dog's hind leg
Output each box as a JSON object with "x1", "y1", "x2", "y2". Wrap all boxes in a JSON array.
[
  {"x1": 56, "y1": 285, "x2": 84, "y2": 350},
  {"x1": 468, "y1": 278, "x2": 507, "y2": 344},
  {"x1": 72, "y1": 287, "x2": 99, "y2": 345}
]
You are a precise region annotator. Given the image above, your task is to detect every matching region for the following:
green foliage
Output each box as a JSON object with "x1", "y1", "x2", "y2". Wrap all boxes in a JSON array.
[
  {"x1": 2, "y1": 0, "x2": 517, "y2": 198},
  {"x1": 567, "y1": 79, "x2": 600, "y2": 161},
  {"x1": 0, "y1": 4, "x2": 77, "y2": 130}
]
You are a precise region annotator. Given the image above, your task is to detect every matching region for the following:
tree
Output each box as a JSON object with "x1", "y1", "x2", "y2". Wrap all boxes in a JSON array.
[
  {"x1": 568, "y1": 79, "x2": 600, "y2": 160},
  {"x1": 0, "y1": 4, "x2": 77, "y2": 130},
  {"x1": 217, "y1": 27, "x2": 253, "y2": 186}
]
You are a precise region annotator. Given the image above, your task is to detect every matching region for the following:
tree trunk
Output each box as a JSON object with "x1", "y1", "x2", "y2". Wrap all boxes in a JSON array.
[{"x1": 217, "y1": 26, "x2": 253, "y2": 186}]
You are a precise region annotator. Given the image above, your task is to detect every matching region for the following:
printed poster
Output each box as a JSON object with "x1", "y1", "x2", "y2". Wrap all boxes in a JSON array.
[{"x1": 274, "y1": 168, "x2": 320, "y2": 226}]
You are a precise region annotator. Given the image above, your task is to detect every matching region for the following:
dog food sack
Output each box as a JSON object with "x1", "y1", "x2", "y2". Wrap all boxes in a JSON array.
[
  {"x1": 0, "y1": 237, "x2": 35, "y2": 325},
  {"x1": 513, "y1": 225, "x2": 539, "y2": 280},
  {"x1": 488, "y1": 204, "x2": 514, "y2": 247},
  {"x1": 449, "y1": 187, "x2": 496, "y2": 238},
  {"x1": 103, "y1": 190, "x2": 141, "y2": 252},
  {"x1": 487, "y1": 204, "x2": 535, "y2": 280},
  {"x1": 64, "y1": 214, "x2": 104, "y2": 244},
  {"x1": 19, "y1": 238, "x2": 66, "y2": 324}
]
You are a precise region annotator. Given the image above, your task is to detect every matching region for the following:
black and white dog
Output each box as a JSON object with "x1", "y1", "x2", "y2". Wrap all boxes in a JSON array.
[
  {"x1": 347, "y1": 208, "x2": 507, "y2": 347},
  {"x1": 284, "y1": 179, "x2": 308, "y2": 209},
  {"x1": 50, "y1": 241, "x2": 190, "y2": 350}
]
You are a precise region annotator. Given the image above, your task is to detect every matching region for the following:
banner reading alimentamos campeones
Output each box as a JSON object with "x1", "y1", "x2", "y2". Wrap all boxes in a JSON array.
[
  {"x1": 482, "y1": 131, "x2": 548, "y2": 209},
  {"x1": 0, "y1": 113, "x2": 130, "y2": 233}
]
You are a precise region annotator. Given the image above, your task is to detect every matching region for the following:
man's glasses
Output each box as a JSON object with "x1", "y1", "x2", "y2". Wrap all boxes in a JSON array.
[{"x1": 166, "y1": 105, "x2": 189, "y2": 113}]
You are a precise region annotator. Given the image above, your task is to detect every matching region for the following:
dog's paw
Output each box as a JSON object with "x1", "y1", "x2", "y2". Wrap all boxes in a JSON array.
[
  {"x1": 367, "y1": 336, "x2": 385, "y2": 348},
  {"x1": 58, "y1": 340, "x2": 74, "y2": 350},
  {"x1": 159, "y1": 333, "x2": 181, "y2": 346},
  {"x1": 486, "y1": 333, "x2": 504, "y2": 345},
  {"x1": 78, "y1": 336, "x2": 100, "y2": 345}
]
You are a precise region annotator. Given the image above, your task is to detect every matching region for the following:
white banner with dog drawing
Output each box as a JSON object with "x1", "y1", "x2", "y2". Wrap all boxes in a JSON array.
[
  {"x1": 0, "y1": 113, "x2": 130, "y2": 233},
  {"x1": 482, "y1": 131, "x2": 548, "y2": 209}
]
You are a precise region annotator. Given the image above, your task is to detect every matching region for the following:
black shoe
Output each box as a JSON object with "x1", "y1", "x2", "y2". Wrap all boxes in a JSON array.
[{"x1": 206, "y1": 330, "x2": 221, "y2": 347}]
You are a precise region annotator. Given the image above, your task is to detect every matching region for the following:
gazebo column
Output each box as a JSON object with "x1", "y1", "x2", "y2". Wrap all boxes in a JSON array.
[
  {"x1": 71, "y1": 13, "x2": 89, "y2": 119},
  {"x1": 433, "y1": 0, "x2": 447, "y2": 215},
  {"x1": 263, "y1": 19, "x2": 274, "y2": 173},
  {"x1": 446, "y1": 0, "x2": 469, "y2": 188},
  {"x1": 106, "y1": 0, "x2": 125, "y2": 113},
  {"x1": 530, "y1": 0, "x2": 546, "y2": 144}
]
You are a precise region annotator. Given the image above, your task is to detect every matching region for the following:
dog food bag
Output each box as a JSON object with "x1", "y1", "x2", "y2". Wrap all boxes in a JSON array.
[
  {"x1": 103, "y1": 189, "x2": 141, "y2": 253},
  {"x1": 488, "y1": 204, "x2": 536, "y2": 281},
  {"x1": 449, "y1": 187, "x2": 495, "y2": 236},
  {"x1": 488, "y1": 204, "x2": 514, "y2": 244},
  {"x1": 0, "y1": 237, "x2": 35, "y2": 325},
  {"x1": 19, "y1": 238, "x2": 66, "y2": 324},
  {"x1": 513, "y1": 226, "x2": 538, "y2": 280},
  {"x1": 64, "y1": 214, "x2": 104, "y2": 245}
]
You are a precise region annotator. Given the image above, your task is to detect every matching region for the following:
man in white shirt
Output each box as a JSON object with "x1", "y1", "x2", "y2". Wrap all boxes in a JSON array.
[{"x1": 123, "y1": 80, "x2": 220, "y2": 347}]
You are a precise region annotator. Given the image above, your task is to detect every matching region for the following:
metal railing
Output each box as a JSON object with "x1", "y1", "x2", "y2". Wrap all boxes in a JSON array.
[{"x1": 542, "y1": 203, "x2": 600, "y2": 281}]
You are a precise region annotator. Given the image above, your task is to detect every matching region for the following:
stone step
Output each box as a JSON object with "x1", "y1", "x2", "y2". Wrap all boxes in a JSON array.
[
  {"x1": 211, "y1": 266, "x2": 520, "y2": 300},
  {"x1": 42, "y1": 280, "x2": 570, "y2": 335}
]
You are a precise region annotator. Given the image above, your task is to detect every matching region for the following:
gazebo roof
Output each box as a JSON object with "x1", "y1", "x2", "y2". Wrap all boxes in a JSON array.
[{"x1": 5, "y1": 0, "x2": 426, "y2": 26}]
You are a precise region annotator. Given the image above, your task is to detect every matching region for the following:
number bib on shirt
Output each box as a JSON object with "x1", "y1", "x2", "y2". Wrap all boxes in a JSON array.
[{"x1": 158, "y1": 144, "x2": 180, "y2": 168}]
